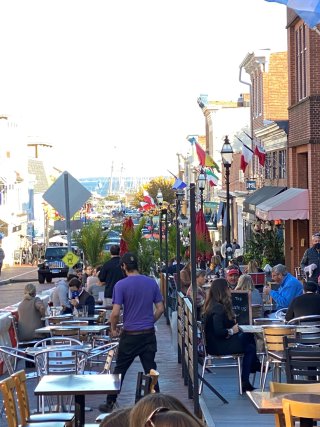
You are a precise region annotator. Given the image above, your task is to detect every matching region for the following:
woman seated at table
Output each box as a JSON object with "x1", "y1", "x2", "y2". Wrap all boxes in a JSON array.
[
  {"x1": 235, "y1": 274, "x2": 263, "y2": 305},
  {"x1": 18, "y1": 283, "x2": 46, "y2": 341},
  {"x1": 204, "y1": 278, "x2": 260, "y2": 392},
  {"x1": 245, "y1": 259, "x2": 263, "y2": 273},
  {"x1": 206, "y1": 255, "x2": 222, "y2": 280}
]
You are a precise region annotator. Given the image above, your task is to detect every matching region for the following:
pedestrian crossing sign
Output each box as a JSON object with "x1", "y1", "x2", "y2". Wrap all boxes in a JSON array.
[{"x1": 62, "y1": 252, "x2": 79, "y2": 268}]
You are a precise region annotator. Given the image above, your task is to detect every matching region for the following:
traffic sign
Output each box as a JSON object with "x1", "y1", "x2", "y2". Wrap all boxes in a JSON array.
[{"x1": 62, "y1": 251, "x2": 80, "y2": 268}]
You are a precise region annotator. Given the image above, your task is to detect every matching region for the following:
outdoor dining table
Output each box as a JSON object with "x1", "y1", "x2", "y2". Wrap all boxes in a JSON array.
[
  {"x1": 34, "y1": 373, "x2": 121, "y2": 427},
  {"x1": 247, "y1": 391, "x2": 320, "y2": 427},
  {"x1": 239, "y1": 324, "x2": 320, "y2": 334},
  {"x1": 34, "y1": 325, "x2": 108, "y2": 335}
]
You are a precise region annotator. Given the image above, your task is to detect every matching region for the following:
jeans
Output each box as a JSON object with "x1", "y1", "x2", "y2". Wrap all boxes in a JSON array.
[{"x1": 107, "y1": 331, "x2": 159, "y2": 404}]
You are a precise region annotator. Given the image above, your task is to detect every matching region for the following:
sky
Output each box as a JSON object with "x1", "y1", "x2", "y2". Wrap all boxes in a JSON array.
[{"x1": 0, "y1": 0, "x2": 287, "y2": 179}]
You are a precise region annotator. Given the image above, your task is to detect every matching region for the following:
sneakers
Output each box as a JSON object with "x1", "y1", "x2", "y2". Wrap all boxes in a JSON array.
[{"x1": 98, "y1": 402, "x2": 115, "y2": 413}]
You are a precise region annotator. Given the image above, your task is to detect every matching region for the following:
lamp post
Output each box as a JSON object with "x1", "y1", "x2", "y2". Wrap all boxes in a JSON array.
[
  {"x1": 221, "y1": 135, "x2": 234, "y2": 251},
  {"x1": 156, "y1": 189, "x2": 163, "y2": 266},
  {"x1": 175, "y1": 189, "x2": 184, "y2": 292},
  {"x1": 197, "y1": 168, "x2": 206, "y2": 211}
]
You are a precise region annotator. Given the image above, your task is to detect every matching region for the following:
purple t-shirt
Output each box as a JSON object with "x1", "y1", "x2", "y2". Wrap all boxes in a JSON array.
[{"x1": 112, "y1": 274, "x2": 163, "y2": 331}]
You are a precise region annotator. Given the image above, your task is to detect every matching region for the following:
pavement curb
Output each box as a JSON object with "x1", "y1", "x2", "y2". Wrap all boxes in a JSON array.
[{"x1": 0, "y1": 278, "x2": 33, "y2": 286}]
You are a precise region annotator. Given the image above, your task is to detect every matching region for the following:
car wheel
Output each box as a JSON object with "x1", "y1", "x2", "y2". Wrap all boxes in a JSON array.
[
  {"x1": 38, "y1": 273, "x2": 45, "y2": 284},
  {"x1": 46, "y1": 275, "x2": 53, "y2": 283}
]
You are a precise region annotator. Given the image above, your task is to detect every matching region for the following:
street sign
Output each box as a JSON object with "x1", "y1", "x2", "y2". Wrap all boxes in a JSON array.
[
  {"x1": 246, "y1": 180, "x2": 256, "y2": 191},
  {"x1": 62, "y1": 251, "x2": 80, "y2": 268},
  {"x1": 43, "y1": 171, "x2": 91, "y2": 218}
]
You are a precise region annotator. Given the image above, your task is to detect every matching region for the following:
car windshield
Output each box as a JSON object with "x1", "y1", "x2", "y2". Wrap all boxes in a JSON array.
[{"x1": 45, "y1": 247, "x2": 69, "y2": 259}]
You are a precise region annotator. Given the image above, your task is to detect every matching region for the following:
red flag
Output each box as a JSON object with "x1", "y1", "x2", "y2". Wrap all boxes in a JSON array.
[
  {"x1": 254, "y1": 144, "x2": 266, "y2": 167},
  {"x1": 240, "y1": 143, "x2": 253, "y2": 173}
]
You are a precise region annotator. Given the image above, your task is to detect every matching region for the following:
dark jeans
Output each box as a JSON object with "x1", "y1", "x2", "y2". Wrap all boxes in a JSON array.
[
  {"x1": 107, "y1": 331, "x2": 159, "y2": 404},
  {"x1": 238, "y1": 332, "x2": 257, "y2": 383}
]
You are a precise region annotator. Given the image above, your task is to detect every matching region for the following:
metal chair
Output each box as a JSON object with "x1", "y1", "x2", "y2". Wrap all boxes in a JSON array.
[
  {"x1": 198, "y1": 322, "x2": 243, "y2": 395},
  {"x1": 11, "y1": 370, "x2": 74, "y2": 425},
  {"x1": 284, "y1": 335, "x2": 320, "y2": 383},
  {"x1": 33, "y1": 337, "x2": 82, "y2": 349},
  {"x1": 50, "y1": 327, "x2": 81, "y2": 340},
  {"x1": 0, "y1": 345, "x2": 35, "y2": 376},
  {"x1": 287, "y1": 314, "x2": 320, "y2": 325},
  {"x1": 85, "y1": 341, "x2": 119, "y2": 374},
  {"x1": 261, "y1": 325, "x2": 297, "y2": 390}
]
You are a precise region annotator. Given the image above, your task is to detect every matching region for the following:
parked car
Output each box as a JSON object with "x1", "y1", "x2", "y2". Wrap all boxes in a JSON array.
[
  {"x1": 103, "y1": 238, "x2": 121, "y2": 253},
  {"x1": 37, "y1": 246, "x2": 82, "y2": 284}
]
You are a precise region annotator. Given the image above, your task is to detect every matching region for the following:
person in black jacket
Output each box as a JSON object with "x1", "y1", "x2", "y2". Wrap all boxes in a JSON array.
[
  {"x1": 285, "y1": 281, "x2": 320, "y2": 321},
  {"x1": 300, "y1": 232, "x2": 320, "y2": 282},
  {"x1": 203, "y1": 278, "x2": 259, "y2": 392},
  {"x1": 98, "y1": 245, "x2": 124, "y2": 306},
  {"x1": 68, "y1": 277, "x2": 95, "y2": 315}
]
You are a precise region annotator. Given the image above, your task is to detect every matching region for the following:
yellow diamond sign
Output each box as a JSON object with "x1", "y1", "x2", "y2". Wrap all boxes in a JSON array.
[{"x1": 62, "y1": 251, "x2": 80, "y2": 268}]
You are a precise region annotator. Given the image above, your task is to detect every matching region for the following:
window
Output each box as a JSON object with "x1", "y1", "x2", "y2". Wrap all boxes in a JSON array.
[
  {"x1": 296, "y1": 24, "x2": 307, "y2": 101},
  {"x1": 278, "y1": 150, "x2": 286, "y2": 179}
]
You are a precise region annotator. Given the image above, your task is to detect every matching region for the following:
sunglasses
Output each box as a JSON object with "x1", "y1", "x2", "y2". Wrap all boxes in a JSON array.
[{"x1": 145, "y1": 407, "x2": 169, "y2": 427}]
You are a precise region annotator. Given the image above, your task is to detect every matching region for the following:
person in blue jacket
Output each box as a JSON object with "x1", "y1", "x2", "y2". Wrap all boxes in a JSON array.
[{"x1": 263, "y1": 264, "x2": 303, "y2": 311}]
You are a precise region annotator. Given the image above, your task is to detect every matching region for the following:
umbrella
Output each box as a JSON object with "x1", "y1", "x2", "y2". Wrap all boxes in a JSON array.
[
  {"x1": 265, "y1": 0, "x2": 320, "y2": 30},
  {"x1": 48, "y1": 235, "x2": 68, "y2": 244},
  {"x1": 195, "y1": 209, "x2": 213, "y2": 264},
  {"x1": 120, "y1": 217, "x2": 134, "y2": 256}
]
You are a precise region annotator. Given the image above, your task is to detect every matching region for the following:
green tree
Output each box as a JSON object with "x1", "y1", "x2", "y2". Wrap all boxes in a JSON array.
[
  {"x1": 132, "y1": 177, "x2": 175, "y2": 208},
  {"x1": 74, "y1": 221, "x2": 108, "y2": 266},
  {"x1": 244, "y1": 228, "x2": 284, "y2": 267}
]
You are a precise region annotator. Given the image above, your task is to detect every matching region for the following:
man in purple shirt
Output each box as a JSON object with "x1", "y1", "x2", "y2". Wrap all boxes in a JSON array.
[{"x1": 98, "y1": 252, "x2": 164, "y2": 413}]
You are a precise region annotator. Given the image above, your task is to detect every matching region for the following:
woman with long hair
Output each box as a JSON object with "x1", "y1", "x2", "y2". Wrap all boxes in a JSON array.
[
  {"x1": 203, "y1": 278, "x2": 259, "y2": 392},
  {"x1": 235, "y1": 274, "x2": 263, "y2": 305},
  {"x1": 206, "y1": 255, "x2": 222, "y2": 280}
]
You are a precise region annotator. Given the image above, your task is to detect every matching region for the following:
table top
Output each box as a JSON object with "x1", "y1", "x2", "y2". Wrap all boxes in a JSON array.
[
  {"x1": 35, "y1": 325, "x2": 108, "y2": 334},
  {"x1": 34, "y1": 374, "x2": 121, "y2": 396},
  {"x1": 240, "y1": 324, "x2": 320, "y2": 334},
  {"x1": 246, "y1": 391, "x2": 320, "y2": 414}
]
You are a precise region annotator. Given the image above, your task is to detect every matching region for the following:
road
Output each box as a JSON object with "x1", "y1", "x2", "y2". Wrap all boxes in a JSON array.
[{"x1": 0, "y1": 265, "x2": 55, "y2": 309}]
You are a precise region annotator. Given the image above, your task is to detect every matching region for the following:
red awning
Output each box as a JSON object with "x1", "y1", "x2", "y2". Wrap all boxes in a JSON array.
[{"x1": 255, "y1": 188, "x2": 309, "y2": 221}]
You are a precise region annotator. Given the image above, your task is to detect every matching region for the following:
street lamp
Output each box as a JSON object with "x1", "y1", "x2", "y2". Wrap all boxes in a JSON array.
[
  {"x1": 175, "y1": 189, "x2": 184, "y2": 292},
  {"x1": 197, "y1": 168, "x2": 206, "y2": 211},
  {"x1": 221, "y1": 135, "x2": 233, "y2": 250},
  {"x1": 156, "y1": 189, "x2": 163, "y2": 266}
]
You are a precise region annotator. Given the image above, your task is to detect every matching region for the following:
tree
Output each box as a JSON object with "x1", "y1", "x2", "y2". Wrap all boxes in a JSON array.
[
  {"x1": 74, "y1": 221, "x2": 108, "y2": 266},
  {"x1": 132, "y1": 177, "x2": 175, "y2": 208},
  {"x1": 244, "y1": 227, "x2": 284, "y2": 267}
]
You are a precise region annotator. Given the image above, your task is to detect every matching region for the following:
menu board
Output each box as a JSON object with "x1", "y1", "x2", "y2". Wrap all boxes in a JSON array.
[{"x1": 231, "y1": 290, "x2": 252, "y2": 325}]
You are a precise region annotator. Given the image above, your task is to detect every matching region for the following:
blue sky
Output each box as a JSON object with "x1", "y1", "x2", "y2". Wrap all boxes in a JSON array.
[{"x1": 0, "y1": 0, "x2": 287, "y2": 178}]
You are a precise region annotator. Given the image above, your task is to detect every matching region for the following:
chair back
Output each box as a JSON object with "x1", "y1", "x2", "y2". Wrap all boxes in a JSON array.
[
  {"x1": 149, "y1": 369, "x2": 160, "y2": 393},
  {"x1": 95, "y1": 309, "x2": 107, "y2": 324},
  {"x1": 270, "y1": 381, "x2": 320, "y2": 393},
  {"x1": 282, "y1": 398, "x2": 320, "y2": 426},
  {"x1": 50, "y1": 327, "x2": 81, "y2": 339},
  {"x1": 34, "y1": 348, "x2": 88, "y2": 377},
  {"x1": 287, "y1": 315, "x2": 320, "y2": 325},
  {"x1": 0, "y1": 376, "x2": 18, "y2": 427},
  {"x1": 34, "y1": 336, "x2": 82, "y2": 348},
  {"x1": 262, "y1": 326, "x2": 296, "y2": 353},
  {"x1": 48, "y1": 316, "x2": 65, "y2": 325},
  {"x1": 135, "y1": 372, "x2": 152, "y2": 403},
  {"x1": 284, "y1": 335, "x2": 320, "y2": 383},
  {"x1": 248, "y1": 272, "x2": 266, "y2": 286},
  {"x1": 11, "y1": 370, "x2": 31, "y2": 424}
]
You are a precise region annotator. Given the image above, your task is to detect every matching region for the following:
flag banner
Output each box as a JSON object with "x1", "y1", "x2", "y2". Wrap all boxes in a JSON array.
[
  {"x1": 265, "y1": 0, "x2": 320, "y2": 28},
  {"x1": 254, "y1": 144, "x2": 266, "y2": 167},
  {"x1": 172, "y1": 178, "x2": 187, "y2": 190},
  {"x1": 206, "y1": 168, "x2": 219, "y2": 187},
  {"x1": 143, "y1": 190, "x2": 155, "y2": 206},
  {"x1": 188, "y1": 136, "x2": 220, "y2": 172},
  {"x1": 240, "y1": 143, "x2": 254, "y2": 173}
]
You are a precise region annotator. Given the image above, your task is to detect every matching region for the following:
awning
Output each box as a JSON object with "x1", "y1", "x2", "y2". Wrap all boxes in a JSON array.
[
  {"x1": 256, "y1": 188, "x2": 309, "y2": 221},
  {"x1": 243, "y1": 186, "x2": 286, "y2": 214}
]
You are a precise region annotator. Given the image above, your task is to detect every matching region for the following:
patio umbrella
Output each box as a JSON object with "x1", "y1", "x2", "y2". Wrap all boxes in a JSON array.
[
  {"x1": 195, "y1": 209, "x2": 213, "y2": 265},
  {"x1": 265, "y1": 0, "x2": 320, "y2": 29},
  {"x1": 120, "y1": 216, "x2": 134, "y2": 256}
]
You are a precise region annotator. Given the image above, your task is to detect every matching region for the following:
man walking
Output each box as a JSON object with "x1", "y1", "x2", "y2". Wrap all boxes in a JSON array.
[
  {"x1": 98, "y1": 252, "x2": 164, "y2": 413},
  {"x1": 300, "y1": 232, "x2": 320, "y2": 283},
  {"x1": 98, "y1": 245, "x2": 124, "y2": 307},
  {"x1": 0, "y1": 244, "x2": 5, "y2": 276}
]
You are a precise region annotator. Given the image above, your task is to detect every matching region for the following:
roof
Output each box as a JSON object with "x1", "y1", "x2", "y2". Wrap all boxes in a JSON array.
[{"x1": 243, "y1": 186, "x2": 286, "y2": 214}]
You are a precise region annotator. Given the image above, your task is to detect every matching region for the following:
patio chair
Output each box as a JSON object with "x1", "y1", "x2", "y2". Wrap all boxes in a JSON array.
[
  {"x1": 50, "y1": 327, "x2": 80, "y2": 340},
  {"x1": 198, "y1": 322, "x2": 243, "y2": 395},
  {"x1": 284, "y1": 336, "x2": 320, "y2": 383},
  {"x1": 33, "y1": 337, "x2": 82, "y2": 349},
  {"x1": 85, "y1": 341, "x2": 119, "y2": 374},
  {"x1": 282, "y1": 397, "x2": 320, "y2": 427},
  {"x1": 261, "y1": 325, "x2": 297, "y2": 390},
  {"x1": 0, "y1": 345, "x2": 35, "y2": 377},
  {"x1": 0, "y1": 376, "x2": 66, "y2": 427},
  {"x1": 11, "y1": 370, "x2": 74, "y2": 426},
  {"x1": 270, "y1": 381, "x2": 320, "y2": 427}
]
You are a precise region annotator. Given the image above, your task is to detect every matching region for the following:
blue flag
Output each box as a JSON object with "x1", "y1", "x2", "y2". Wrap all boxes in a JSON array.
[
  {"x1": 265, "y1": 0, "x2": 320, "y2": 28},
  {"x1": 172, "y1": 178, "x2": 187, "y2": 190}
]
